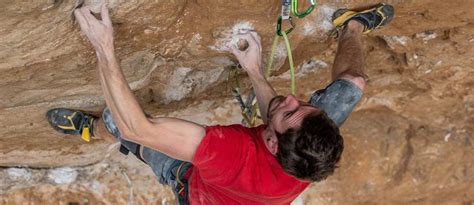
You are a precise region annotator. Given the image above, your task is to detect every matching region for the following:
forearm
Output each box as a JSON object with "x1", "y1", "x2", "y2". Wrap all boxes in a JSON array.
[
  {"x1": 96, "y1": 53, "x2": 204, "y2": 162},
  {"x1": 97, "y1": 51, "x2": 149, "y2": 137},
  {"x1": 247, "y1": 70, "x2": 277, "y2": 123}
]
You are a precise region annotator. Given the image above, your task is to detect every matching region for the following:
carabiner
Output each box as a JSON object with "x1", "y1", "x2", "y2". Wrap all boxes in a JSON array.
[
  {"x1": 276, "y1": 16, "x2": 295, "y2": 36},
  {"x1": 291, "y1": 0, "x2": 316, "y2": 18}
]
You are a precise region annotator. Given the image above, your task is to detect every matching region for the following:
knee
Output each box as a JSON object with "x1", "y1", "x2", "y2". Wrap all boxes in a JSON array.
[
  {"x1": 102, "y1": 108, "x2": 121, "y2": 139},
  {"x1": 101, "y1": 108, "x2": 146, "y2": 141},
  {"x1": 338, "y1": 74, "x2": 365, "y2": 91}
]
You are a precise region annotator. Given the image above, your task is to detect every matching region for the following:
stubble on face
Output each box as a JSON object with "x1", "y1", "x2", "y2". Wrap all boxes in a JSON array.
[{"x1": 267, "y1": 95, "x2": 285, "y2": 121}]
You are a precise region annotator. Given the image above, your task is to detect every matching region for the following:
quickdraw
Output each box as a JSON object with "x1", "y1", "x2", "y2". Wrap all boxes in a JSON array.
[
  {"x1": 231, "y1": 69, "x2": 258, "y2": 127},
  {"x1": 272, "y1": 0, "x2": 316, "y2": 94},
  {"x1": 277, "y1": 0, "x2": 317, "y2": 36}
]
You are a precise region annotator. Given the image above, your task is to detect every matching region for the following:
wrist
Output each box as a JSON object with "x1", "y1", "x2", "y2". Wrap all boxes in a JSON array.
[
  {"x1": 248, "y1": 71, "x2": 266, "y2": 82},
  {"x1": 245, "y1": 66, "x2": 264, "y2": 77},
  {"x1": 96, "y1": 46, "x2": 116, "y2": 63}
]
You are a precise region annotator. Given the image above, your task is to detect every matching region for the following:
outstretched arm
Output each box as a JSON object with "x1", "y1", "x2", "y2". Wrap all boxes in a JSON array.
[
  {"x1": 230, "y1": 31, "x2": 277, "y2": 123},
  {"x1": 74, "y1": 2, "x2": 205, "y2": 162}
]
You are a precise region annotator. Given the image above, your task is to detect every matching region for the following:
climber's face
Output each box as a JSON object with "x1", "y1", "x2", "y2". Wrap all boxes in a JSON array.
[
  {"x1": 267, "y1": 95, "x2": 320, "y2": 133},
  {"x1": 264, "y1": 95, "x2": 320, "y2": 155}
]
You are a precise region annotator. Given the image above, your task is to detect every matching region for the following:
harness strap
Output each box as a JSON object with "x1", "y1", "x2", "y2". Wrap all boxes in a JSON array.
[
  {"x1": 176, "y1": 162, "x2": 187, "y2": 194},
  {"x1": 175, "y1": 162, "x2": 192, "y2": 204},
  {"x1": 119, "y1": 144, "x2": 147, "y2": 164}
]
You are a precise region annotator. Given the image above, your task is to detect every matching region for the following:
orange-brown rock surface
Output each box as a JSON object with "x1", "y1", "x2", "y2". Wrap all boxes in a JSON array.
[{"x1": 0, "y1": 0, "x2": 473, "y2": 204}]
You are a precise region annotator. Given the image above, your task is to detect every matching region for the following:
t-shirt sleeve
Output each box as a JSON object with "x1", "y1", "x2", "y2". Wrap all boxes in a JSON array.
[{"x1": 192, "y1": 125, "x2": 251, "y2": 184}]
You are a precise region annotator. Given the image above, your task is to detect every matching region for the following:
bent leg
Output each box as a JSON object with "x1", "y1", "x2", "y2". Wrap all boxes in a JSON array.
[
  {"x1": 309, "y1": 21, "x2": 366, "y2": 126},
  {"x1": 93, "y1": 115, "x2": 119, "y2": 143},
  {"x1": 97, "y1": 108, "x2": 191, "y2": 187}
]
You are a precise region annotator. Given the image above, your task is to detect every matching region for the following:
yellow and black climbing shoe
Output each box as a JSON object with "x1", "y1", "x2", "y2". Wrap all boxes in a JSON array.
[
  {"x1": 46, "y1": 108, "x2": 96, "y2": 142},
  {"x1": 331, "y1": 3, "x2": 394, "y2": 35}
]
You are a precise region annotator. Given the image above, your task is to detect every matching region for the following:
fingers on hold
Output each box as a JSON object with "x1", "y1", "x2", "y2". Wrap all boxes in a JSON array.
[
  {"x1": 74, "y1": 9, "x2": 87, "y2": 24},
  {"x1": 78, "y1": 7, "x2": 89, "y2": 16},
  {"x1": 73, "y1": 9, "x2": 81, "y2": 17},
  {"x1": 75, "y1": 8, "x2": 94, "y2": 30},
  {"x1": 247, "y1": 32, "x2": 261, "y2": 43},
  {"x1": 250, "y1": 32, "x2": 261, "y2": 42},
  {"x1": 83, "y1": 7, "x2": 100, "y2": 23},
  {"x1": 236, "y1": 33, "x2": 255, "y2": 43},
  {"x1": 101, "y1": 1, "x2": 112, "y2": 26},
  {"x1": 101, "y1": 1, "x2": 108, "y2": 13},
  {"x1": 249, "y1": 32, "x2": 262, "y2": 51},
  {"x1": 230, "y1": 44, "x2": 241, "y2": 55},
  {"x1": 79, "y1": 6, "x2": 89, "y2": 13}
]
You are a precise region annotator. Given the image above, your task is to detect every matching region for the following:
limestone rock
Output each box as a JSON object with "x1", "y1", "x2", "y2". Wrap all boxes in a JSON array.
[{"x1": 1, "y1": 0, "x2": 473, "y2": 204}]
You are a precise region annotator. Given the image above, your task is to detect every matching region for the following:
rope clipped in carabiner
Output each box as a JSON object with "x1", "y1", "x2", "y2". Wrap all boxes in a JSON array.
[
  {"x1": 292, "y1": 0, "x2": 316, "y2": 18},
  {"x1": 276, "y1": 16, "x2": 296, "y2": 36}
]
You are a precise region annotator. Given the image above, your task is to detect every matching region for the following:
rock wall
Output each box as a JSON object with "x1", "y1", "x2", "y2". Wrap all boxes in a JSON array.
[{"x1": 1, "y1": 0, "x2": 473, "y2": 204}]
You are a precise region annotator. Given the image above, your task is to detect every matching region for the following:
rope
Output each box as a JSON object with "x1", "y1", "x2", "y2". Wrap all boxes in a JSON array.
[
  {"x1": 265, "y1": 35, "x2": 281, "y2": 78},
  {"x1": 264, "y1": 32, "x2": 296, "y2": 95},
  {"x1": 281, "y1": 31, "x2": 296, "y2": 95},
  {"x1": 121, "y1": 169, "x2": 134, "y2": 205}
]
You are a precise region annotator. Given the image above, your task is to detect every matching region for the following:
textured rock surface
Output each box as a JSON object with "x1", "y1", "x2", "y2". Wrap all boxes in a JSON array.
[{"x1": 0, "y1": 0, "x2": 473, "y2": 204}]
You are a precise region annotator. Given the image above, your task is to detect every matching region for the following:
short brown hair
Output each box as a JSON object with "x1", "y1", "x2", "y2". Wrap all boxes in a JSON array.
[{"x1": 275, "y1": 111, "x2": 343, "y2": 182}]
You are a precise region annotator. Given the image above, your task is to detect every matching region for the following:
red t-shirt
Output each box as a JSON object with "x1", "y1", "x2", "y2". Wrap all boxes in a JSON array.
[{"x1": 188, "y1": 124, "x2": 310, "y2": 204}]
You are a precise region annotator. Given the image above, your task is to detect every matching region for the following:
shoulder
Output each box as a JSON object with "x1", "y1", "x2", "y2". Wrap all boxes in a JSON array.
[
  {"x1": 198, "y1": 124, "x2": 267, "y2": 153},
  {"x1": 205, "y1": 124, "x2": 261, "y2": 138},
  {"x1": 192, "y1": 124, "x2": 257, "y2": 174},
  {"x1": 196, "y1": 124, "x2": 254, "y2": 155}
]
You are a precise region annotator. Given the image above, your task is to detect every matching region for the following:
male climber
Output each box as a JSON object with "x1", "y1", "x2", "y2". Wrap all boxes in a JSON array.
[{"x1": 46, "y1": 2, "x2": 393, "y2": 204}]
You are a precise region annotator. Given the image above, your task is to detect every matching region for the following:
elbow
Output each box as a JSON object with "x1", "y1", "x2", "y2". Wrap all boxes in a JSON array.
[
  {"x1": 119, "y1": 119, "x2": 151, "y2": 142},
  {"x1": 120, "y1": 130, "x2": 139, "y2": 141},
  {"x1": 116, "y1": 126, "x2": 138, "y2": 141},
  {"x1": 103, "y1": 108, "x2": 150, "y2": 141}
]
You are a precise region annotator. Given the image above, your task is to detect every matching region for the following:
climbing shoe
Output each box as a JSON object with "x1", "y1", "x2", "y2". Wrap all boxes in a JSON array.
[
  {"x1": 331, "y1": 3, "x2": 394, "y2": 35},
  {"x1": 46, "y1": 108, "x2": 96, "y2": 142}
]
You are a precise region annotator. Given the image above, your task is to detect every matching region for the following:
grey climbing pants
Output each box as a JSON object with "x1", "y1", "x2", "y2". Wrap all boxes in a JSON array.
[
  {"x1": 102, "y1": 108, "x2": 191, "y2": 205},
  {"x1": 309, "y1": 79, "x2": 363, "y2": 126}
]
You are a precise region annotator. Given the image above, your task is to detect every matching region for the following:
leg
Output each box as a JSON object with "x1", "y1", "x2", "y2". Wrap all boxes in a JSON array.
[
  {"x1": 308, "y1": 23, "x2": 366, "y2": 126},
  {"x1": 46, "y1": 108, "x2": 190, "y2": 202},
  {"x1": 332, "y1": 21, "x2": 366, "y2": 81},
  {"x1": 310, "y1": 4, "x2": 395, "y2": 125},
  {"x1": 99, "y1": 108, "x2": 191, "y2": 203},
  {"x1": 331, "y1": 3, "x2": 394, "y2": 82}
]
